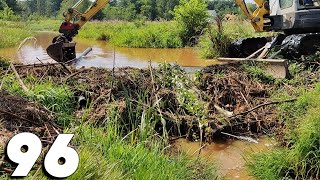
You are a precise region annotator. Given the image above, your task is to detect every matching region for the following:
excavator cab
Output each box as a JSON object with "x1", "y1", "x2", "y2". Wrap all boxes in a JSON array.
[
  {"x1": 232, "y1": 0, "x2": 320, "y2": 58},
  {"x1": 269, "y1": 0, "x2": 320, "y2": 33}
]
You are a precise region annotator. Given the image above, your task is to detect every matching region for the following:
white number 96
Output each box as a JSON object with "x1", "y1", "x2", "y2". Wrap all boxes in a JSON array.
[{"x1": 6, "y1": 133, "x2": 79, "y2": 178}]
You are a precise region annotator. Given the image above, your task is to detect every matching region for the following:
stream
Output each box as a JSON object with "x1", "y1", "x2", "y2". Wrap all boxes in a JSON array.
[
  {"x1": 175, "y1": 138, "x2": 275, "y2": 179},
  {"x1": 0, "y1": 31, "x2": 217, "y2": 68}
]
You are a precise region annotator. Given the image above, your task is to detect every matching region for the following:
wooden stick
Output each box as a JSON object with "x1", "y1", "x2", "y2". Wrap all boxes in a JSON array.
[
  {"x1": 9, "y1": 63, "x2": 29, "y2": 93},
  {"x1": 221, "y1": 132, "x2": 258, "y2": 144},
  {"x1": 246, "y1": 46, "x2": 266, "y2": 59},
  {"x1": 232, "y1": 98, "x2": 297, "y2": 117},
  {"x1": 63, "y1": 69, "x2": 92, "y2": 82},
  {"x1": 214, "y1": 104, "x2": 233, "y2": 117},
  {"x1": 0, "y1": 108, "x2": 40, "y2": 126}
]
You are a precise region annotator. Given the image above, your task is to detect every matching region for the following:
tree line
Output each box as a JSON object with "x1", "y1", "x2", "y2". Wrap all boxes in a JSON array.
[{"x1": 0, "y1": 0, "x2": 249, "y2": 21}]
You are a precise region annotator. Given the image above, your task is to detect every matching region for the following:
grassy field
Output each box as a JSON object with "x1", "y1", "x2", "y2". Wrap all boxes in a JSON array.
[
  {"x1": 78, "y1": 21, "x2": 184, "y2": 48},
  {"x1": 0, "y1": 20, "x2": 59, "y2": 49},
  {"x1": 0, "y1": 21, "x2": 33, "y2": 48}
]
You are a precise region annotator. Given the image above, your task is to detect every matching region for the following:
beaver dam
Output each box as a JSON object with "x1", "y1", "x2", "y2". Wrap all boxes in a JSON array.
[{"x1": 1, "y1": 60, "x2": 320, "y2": 179}]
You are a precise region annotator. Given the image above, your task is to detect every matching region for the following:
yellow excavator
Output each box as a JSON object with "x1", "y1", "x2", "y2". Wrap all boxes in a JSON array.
[
  {"x1": 46, "y1": 0, "x2": 110, "y2": 62},
  {"x1": 231, "y1": 0, "x2": 320, "y2": 58}
]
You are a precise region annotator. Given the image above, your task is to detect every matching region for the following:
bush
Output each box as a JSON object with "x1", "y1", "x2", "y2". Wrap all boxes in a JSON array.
[
  {"x1": 173, "y1": 0, "x2": 209, "y2": 46},
  {"x1": 0, "y1": 7, "x2": 20, "y2": 21},
  {"x1": 198, "y1": 18, "x2": 232, "y2": 58}
]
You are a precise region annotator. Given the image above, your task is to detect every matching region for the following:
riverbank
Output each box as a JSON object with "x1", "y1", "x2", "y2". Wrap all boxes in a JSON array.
[
  {"x1": 0, "y1": 19, "x2": 266, "y2": 57},
  {"x1": 1, "y1": 58, "x2": 320, "y2": 179},
  {"x1": 0, "y1": 61, "x2": 219, "y2": 179}
]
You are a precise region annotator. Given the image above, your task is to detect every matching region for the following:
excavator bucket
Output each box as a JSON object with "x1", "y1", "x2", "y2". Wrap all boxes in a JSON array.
[{"x1": 46, "y1": 42, "x2": 64, "y2": 62}]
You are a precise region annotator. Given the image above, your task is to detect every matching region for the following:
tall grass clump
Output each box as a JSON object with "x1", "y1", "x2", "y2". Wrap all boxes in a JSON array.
[
  {"x1": 0, "y1": 21, "x2": 33, "y2": 48},
  {"x1": 198, "y1": 19, "x2": 274, "y2": 58},
  {"x1": 198, "y1": 18, "x2": 232, "y2": 58},
  {"x1": 1, "y1": 74, "x2": 75, "y2": 126},
  {"x1": 65, "y1": 120, "x2": 217, "y2": 180},
  {"x1": 248, "y1": 84, "x2": 320, "y2": 179}
]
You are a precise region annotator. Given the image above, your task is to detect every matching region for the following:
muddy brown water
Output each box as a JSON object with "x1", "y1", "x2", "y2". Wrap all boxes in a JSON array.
[
  {"x1": 0, "y1": 31, "x2": 218, "y2": 68},
  {"x1": 175, "y1": 138, "x2": 275, "y2": 180}
]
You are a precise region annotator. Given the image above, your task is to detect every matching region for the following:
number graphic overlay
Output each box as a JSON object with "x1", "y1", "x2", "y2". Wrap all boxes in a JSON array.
[
  {"x1": 7, "y1": 133, "x2": 42, "y2": 177},
  {"x1": 44, "y1": 134, "x2": 79, "y2": 178}
]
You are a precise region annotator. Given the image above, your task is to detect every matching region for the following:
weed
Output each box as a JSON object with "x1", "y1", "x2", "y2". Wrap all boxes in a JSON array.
[
  {"x1": 1, "y1": 74, "x2": 75, "y2": 127},
  {"x1": 242, "y1": 63, "x2": 275, "y2": 83},
  {"x1": 198, "y1": 18, "x2": 232, "y2": 58},
  {"x1": 249, "y1": 84, "x2": 320, "y2": 179}
]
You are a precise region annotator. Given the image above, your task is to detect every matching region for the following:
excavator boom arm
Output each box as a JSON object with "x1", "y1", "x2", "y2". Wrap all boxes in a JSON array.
[
  {"x1": 65, "y1": 0, "x2": 110, "y2": 28},
  {"x1": 235, "y1": 0, "x2": 270, "y2": 32},
  {"x1": 47, "y1": 0, "x2": 110, "y2": 62}
]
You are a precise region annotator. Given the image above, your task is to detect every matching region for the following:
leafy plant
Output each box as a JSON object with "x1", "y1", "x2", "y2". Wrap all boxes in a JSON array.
[{"x1": 173, "y1": 0, "x2": 209, "y2": 46}]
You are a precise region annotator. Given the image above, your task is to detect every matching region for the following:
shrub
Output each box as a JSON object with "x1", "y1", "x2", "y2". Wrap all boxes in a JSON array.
[
  {"x1": 198, "y1": 18, "x2": 232, "y2": 58},
  {"x1": 173, "y1": 0, "x2": 209, "y2": 46}
]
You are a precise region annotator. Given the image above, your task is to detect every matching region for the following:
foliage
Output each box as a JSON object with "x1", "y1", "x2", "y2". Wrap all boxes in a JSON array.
[
  {"x1": 0, "y1": 21, "x2": 33, "y2": 48},
  {"x1": 0, "y1": 7, "x2": 18, "y2": 20},
  {"x1": 208, "y1": 0, "x2": 238, "y2": 17},
  {"x1": 102, "y1": 0, "x2": 180, "y2": 21},
  {"x1": 198, "y1": 18, "x2": 232, "y2": 58},
  {"x1": 208, "y1": 0, "x2": 258, "y2": 18},
  {"x1": 249, "y1": 84, "x2": 320, "y2": 179},
  {"x1": 198, "y1": 20, "x2": 273, "y2": 59},
  {"x1": 78, "y1": 21, "x2": 183, "y2": 48},
  {"x1": 173, "y1": 0, "x2": 209, "y2": 46}
]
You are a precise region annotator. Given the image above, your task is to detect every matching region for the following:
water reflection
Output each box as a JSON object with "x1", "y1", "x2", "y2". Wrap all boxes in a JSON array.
[{"x1": 0, "y1": 31, "x2": 218, "y2": 68}]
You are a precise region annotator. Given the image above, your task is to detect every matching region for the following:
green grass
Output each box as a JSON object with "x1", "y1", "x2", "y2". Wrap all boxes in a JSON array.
[
  {"x1": 78, "y1": 21, "x2": 183, "y2": 48},
  {"x1": 0, "y1": 65, "x2": 217, "y2": 179},
  {"x1": 1, "y1": 73, "x2": 76, "y2": 126},
  {"x1": 26, "y1": 20, "x2": 60, "y2": 32},
  {"x1": 0, "y1": 20, "x2": 60, "y2": 49},
  {"x1": 248, "y1": 84, "x2": 320, "y2": 179},
  {"x1": 0, "y1": 21, "x2": 33, "y2": 48}
]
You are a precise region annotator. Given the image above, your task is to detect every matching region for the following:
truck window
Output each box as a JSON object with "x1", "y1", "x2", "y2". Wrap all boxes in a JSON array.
[
  {"x1": 280, "y1": 0, "x2": 294, "y2": 9},
  {"x1": 299, "y1": 0, "x2": 320, "y2": 7}
]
